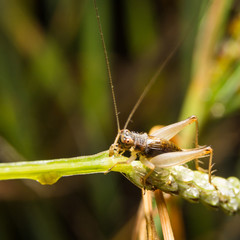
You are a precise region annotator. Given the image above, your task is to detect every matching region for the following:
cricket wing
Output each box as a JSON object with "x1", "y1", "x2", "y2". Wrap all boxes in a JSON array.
[
  {"x1": 150, "y1": 116, "x2": 197, "y2": 140},
  {"x1": 150, "y1": 147, "x2": 211, "y2": 168}
]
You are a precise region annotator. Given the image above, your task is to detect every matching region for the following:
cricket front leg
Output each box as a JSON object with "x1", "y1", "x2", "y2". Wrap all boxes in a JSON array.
[
  {"x1": 150, "y1": 146, "x2": 213, "y2": 184},
  {"x1": 105, "y1": 149, "x2": 137, "y2": 174}
]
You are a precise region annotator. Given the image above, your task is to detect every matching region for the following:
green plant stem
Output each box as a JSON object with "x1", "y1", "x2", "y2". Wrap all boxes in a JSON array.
[
  {"x1": 0, "y1": 151, "x2": 130, "y2": 184},
  {"x1": 0, "y1": 150, "x2": 239, "y2": 215}
]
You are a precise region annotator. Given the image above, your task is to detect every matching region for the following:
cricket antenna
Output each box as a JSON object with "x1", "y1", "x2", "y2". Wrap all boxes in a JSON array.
[
  {"x1": 93, "y1": 0, "x2": 120, "y2": 132},
  {"x1": 123, "y1": 0, "x2": 212, "y2": 130},
  {"x1": 123, "y1": 44, "x2": 180, "y2": 130}
]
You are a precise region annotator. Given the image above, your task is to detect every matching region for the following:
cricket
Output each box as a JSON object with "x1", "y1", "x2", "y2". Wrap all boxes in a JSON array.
[
  {"x1": 1, "y1": 1, "x2": 240, "y2": 239},
  {"x1": 93, "y1": 0, "x2": 214, "y2": 185}
]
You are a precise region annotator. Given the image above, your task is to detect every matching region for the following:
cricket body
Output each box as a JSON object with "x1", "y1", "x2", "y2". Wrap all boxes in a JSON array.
[
  {"x1": 93, "y1": 0, "x2": 214, "y2": 184},
  {"x1": 110, "y1": 116, "x2": 213, "y2": 184}
]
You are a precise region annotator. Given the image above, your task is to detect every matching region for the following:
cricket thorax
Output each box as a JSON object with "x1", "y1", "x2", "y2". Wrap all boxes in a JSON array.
[{"x1": 118, "y1": 129, "x2": 148, "y2": 152}]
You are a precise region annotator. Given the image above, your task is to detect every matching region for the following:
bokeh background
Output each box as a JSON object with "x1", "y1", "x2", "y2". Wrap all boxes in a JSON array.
[{"x1": 0, "y1": 0, "x2": 240, "y2": 239}]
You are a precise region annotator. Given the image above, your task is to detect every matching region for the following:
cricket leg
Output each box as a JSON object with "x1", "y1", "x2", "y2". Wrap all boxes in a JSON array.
[
  {"x1": 105, "y1": 150, "x2": 137, "y2": 174},
  {"x1": 207, "y1": 147, "x2": 213, "y2": 183},
  {"x1": 193, "y1": 116, "x2": 200, "y2": 171},
  {"x1": 150, "y1": 146, "x2": 213, "y2": 183},
  {"x1": 140, "y1": 156, "x2": 155, "y2": 187},
  {"x1": 192, "y1": 119, "x2": 210, "y2": 174}
]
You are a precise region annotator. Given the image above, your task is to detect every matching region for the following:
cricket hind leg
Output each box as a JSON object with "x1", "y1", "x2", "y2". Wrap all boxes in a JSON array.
[
  {"x1": 139, "y1": 157, "x2": 155, "y2": 187},
  {"x1": 207, "y1": 147, "x2": 214, "y2": 183},
  {"x1": 192, "y1": 116, "x2": 201, "y2": 171},
  {"x1": 150, "y1": 115, "x2": 202, "y2": 171},
  {"x1": 192, "y1": 118, "x2": 211, "y2": 174},
  {"x1": 150, "y1": 146, "x2": 214, "y2": 183}
]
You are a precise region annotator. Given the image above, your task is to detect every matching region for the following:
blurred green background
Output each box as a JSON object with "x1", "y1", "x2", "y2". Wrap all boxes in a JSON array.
[{"x1": 0, "y1": 0, "x2": 240, "y2": 239}]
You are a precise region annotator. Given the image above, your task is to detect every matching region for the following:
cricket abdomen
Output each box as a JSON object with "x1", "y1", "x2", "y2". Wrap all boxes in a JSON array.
[{"x1": 144, "y1": 138, "x2": 182, "y2": 158}]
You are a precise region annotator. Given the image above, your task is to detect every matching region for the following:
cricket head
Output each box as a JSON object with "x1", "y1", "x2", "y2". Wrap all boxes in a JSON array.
[
  {"x1": 119, "y1": 129, "x2": 134, "y2": 148},
  {"x1": 109, "y1": 129, "x2": 134, "y2": 157}
]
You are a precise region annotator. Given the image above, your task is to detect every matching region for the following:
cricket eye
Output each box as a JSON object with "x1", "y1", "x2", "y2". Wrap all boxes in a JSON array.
[{"x1": 124, "y1": 137, "x2": 133, "y2": 145}]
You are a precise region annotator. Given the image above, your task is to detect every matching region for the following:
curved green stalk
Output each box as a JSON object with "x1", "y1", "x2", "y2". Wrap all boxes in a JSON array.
[
  {"x1": 0, "y1": 150, "x2": 239, "y2": 215},
  {"x1": 0, "y1": 151, "x2": 131, "y2": 184}
]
